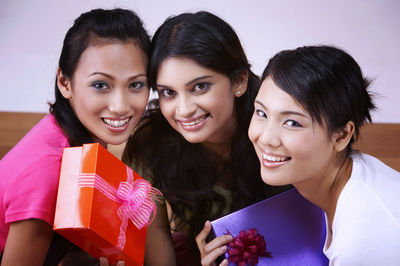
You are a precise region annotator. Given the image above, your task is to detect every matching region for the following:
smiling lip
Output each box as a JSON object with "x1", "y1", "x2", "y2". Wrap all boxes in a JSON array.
[
  {"x1": 177, "y1": 114, "x2": 208, "y2": 131},
  {"x1": 261, "y1": 152, "x2": 291, "y2": 168},
  {"x1": 102, "y1": 117, "x2": 131, "y2": 132}
]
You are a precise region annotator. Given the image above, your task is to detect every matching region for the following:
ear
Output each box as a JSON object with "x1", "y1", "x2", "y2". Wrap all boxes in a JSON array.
[
  {"x1": 332, "y1": 121, "x2": 355, "y2": 152},
  {"x1": 233, "y1": 71, "x2": 249, "y2": 98},
  {"x1": 57, "y1": 68, "x2": 72, "y2": 99}
]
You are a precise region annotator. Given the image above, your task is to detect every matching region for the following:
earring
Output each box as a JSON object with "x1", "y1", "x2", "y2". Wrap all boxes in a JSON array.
[{"x1": 236, "y1": 90, "x2": 241, "y2": 96}]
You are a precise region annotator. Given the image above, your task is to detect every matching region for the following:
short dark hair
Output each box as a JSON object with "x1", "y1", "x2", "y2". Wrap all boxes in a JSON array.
[
  {"x1": 49, "y1": 8, "x2": 150, "y2": 146},
  {"x1": 262, "y1": 45, "x2": 376, "y2": 154}
]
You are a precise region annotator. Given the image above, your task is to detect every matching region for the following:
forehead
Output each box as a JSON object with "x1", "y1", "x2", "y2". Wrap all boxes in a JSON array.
[
  {"x1": 259, "y1": 77, "x2": 332, "y2": 132},
  {"x1": 157, "y1": 57, "x2": 223, "y2": 83},
  {"x1": 75, "y1": 41, "x2": 147, "y2": 74},
  {"x1": 258, "y1": 77, "x2": 305, "y2": 112}
]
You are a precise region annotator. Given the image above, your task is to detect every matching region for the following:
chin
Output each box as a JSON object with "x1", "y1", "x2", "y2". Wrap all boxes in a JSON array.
[
  {"x1": 260, "y1": 171, "x2": 285, "y2": 186},
  {"x1": 261, "y1": 176, "x2": 274, "y2": 186},
  {"x1": 109, "y1": 140, "x2": 127, "y2": 146},
  {"x1": 182, "y1": 135, "x2": 204, "y2": 144},
  {"x1": 101, "y1": 135, "x2": 127, "y2": 146}
]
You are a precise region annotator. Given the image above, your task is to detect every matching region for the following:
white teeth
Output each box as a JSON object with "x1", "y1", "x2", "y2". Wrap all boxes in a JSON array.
[
  {"x1": 263, "y1": 154, "x2": 288, "y2": 162},
  {"x1": 103, "y1": 118, "x2": 129, "y2": 128},
  {"x1": 181, "y1": 117, "x2": 205, "y2": 126}
]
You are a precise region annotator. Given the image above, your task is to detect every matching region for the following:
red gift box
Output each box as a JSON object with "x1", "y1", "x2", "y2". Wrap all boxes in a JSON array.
[{"x1": 54, "y1": 143, "x2": 162, "y2": 265}]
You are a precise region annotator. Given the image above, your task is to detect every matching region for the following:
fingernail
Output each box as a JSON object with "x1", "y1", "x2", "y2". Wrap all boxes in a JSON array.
[
  {"x1": 226, "y1": 235, "x2": 233, "y2": 240},
  {"x1": 221, "y1": 245, "x2": 227, "y2": 252}
]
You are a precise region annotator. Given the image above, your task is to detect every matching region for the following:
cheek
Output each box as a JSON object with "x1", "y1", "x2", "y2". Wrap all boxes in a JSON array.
[
  {"x1": 207, "y1": 88, "x2": 235, "y2": 111},
  {"x1": 73, "y1": 95, "x2": 101, "y2": 116},
  {"x1": 285, "y1": 134, "x2": 329, "y2": 164},
  {"x1": 248, "y1": 117, "x2": 259, "y2": 142},
  {"x1": 128, "y1": 93, "x2": 148, "y2": 112},
  {"x1": 211, "y1": 99, "x2": 235, "y2": 124},
  {"x1": 159, "y1": 101, "x2": 174, "y2": 120},
  {"x1": 284, "y1": 134, "x2": 312, "y2": 156},
  {"x1": 219, "y1": 93, "x2": 235, "y2": 110}
]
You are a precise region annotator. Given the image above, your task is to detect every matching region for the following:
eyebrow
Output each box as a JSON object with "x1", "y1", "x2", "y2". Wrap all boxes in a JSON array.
[
  {"x1": 254, "y1": 100, "x2": 308, "y2": 118},
  {"x1": 88, "y1": 72, "x2": 146, "y2": 80},
  {"x1": 185, "y1": 75, "x2": 213, "y2": 86},
  {"x1": 156, "y1": 75, "x2": 213, "y2": 89}
]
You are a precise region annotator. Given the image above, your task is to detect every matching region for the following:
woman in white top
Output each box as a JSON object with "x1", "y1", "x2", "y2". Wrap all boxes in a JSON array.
[{"x1": 249, "y1": 45, "x2": 400, "y2": 265}]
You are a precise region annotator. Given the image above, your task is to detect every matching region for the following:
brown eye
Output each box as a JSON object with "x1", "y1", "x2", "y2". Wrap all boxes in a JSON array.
[
  {"x1": 255, "y1": 109, "x2": 267, "y2": 118},
  {"x1": 91, "y1": 81, "x2": 109, "y2": 91},
  {"x1": 160, "y1": 88, "x2": 176, "y2": 98},
  {"x1": 193, "y1": 82, "x2": 211, "y2": 92},
  {"x1": 285, "y1": 120, "x2": 302, "y2": 127},
  {"x1": 130, "y1": 81, "x2": 145, "y2": 91}
]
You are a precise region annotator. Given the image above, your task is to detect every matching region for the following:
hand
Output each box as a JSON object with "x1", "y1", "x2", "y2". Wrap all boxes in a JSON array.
[
  {"x1": 99, "y1": 257, "x2": 125, "y2": 266},
  {"x1": 195, "y1": 221, "x2": 233, "y2": 266}
]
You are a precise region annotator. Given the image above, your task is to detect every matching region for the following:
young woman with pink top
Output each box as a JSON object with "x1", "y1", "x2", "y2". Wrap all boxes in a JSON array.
[{"x1": 0, "y1": 8, "x2": 175, "y2": 266}]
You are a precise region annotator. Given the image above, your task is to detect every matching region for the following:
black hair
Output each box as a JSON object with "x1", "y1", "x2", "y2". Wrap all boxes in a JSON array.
[
  {"x1": 123, "y1": 11, "x2": 288, "y2": 253},
  {"x1": 262, "y1": 45, "x2": 376, "y2": 155},
  {"x1": 49, "y1": 8, "x2": 150, "y2": 146}
]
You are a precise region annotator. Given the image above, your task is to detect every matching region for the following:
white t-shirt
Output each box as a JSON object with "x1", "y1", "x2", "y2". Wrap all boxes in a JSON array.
[{"x1": 323, "y1": 153, "x2": 400, "y2": 265}]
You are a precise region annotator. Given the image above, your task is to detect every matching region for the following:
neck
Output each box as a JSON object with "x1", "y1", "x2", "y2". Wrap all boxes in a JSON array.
[
  {"x1": 202, "y1": 135, "x2": 236, "y2": 190},
  {"x1": 294, "y1": 156, "x2": 353, "y2": 228},
  {"x1": 202, "y1": 128, "x2": 237, "y2": 161},
  {"x1": 203, "y1": 140, "x2": 232, "y2": 160},
  {"x1": 202, "y1": 114, "x2": 238, "y2": 160}
]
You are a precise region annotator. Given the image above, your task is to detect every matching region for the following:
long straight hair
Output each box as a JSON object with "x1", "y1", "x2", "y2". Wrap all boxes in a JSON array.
[{"x1": 123, "y1": 11, "x2": 287, "y2": 250}]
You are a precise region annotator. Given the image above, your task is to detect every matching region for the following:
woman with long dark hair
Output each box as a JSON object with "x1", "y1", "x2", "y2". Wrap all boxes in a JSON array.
[{"x1": 123, "y1": 11, "x2": 290, "y2": 265}]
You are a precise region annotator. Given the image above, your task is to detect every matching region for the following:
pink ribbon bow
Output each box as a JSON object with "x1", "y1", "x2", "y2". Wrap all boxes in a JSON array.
[{"x1": 78, "y1": 166, "x2": 163, "y2": 254}]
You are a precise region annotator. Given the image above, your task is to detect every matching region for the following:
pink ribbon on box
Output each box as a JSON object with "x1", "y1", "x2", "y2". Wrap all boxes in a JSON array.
[{"x1": 78, "y1": 166, "x2": 163, "y2": 254}]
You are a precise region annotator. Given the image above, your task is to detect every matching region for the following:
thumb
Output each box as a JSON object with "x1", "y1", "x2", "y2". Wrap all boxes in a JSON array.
[{"x1": 196, "y1": 220, "x2": 212, "y2": 246}]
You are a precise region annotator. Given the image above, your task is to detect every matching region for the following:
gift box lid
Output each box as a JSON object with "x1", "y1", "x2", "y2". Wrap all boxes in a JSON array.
[{"x1": 211, "y1": 188, "x2": 328, "y2": 265}]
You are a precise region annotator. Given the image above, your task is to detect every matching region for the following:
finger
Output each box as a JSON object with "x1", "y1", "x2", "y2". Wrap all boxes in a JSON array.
[
  {"x1": 196, "y1": 220, "x2": 212, "y2": 248},
  {"x1": 219, "y1": 259, "x2": 229, "y2": 266},
  {"x1": 99, "y1": 257, "x2": 109, "y2": 266},
  {"x1": 116, "y1": 261, "x2": 126, "y2": 266},
  {"x1": 203, "y1": 234, "x2": 233, "y2": 254},
  {"x1": 201, "y1": 245, "x2": 227, "y2": 266}
]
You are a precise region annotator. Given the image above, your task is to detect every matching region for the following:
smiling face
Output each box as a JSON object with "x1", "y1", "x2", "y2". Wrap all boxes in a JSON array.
[
  {"x1": 248, "y1": 76, "x2": 337, "y2": 188},
  {"x1": 58, "y1": 41, "x2": 149, "y2": 146},
  {"x1": 156, "y1": 57, "x2": 241, "y2": 145}
]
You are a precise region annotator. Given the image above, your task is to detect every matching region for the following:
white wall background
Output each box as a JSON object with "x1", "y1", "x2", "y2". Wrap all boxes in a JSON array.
[{"x1": 0, "y1": 0, "x2": 399, "y2": 122}]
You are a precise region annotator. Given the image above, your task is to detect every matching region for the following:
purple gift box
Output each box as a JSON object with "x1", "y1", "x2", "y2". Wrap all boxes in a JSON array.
[{"x1": 211, "y1": 189, "x2": 328, "y2": 265}]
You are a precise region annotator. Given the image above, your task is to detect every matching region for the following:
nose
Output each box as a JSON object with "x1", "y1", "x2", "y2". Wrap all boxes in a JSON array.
[
  {"x1": 259, "y1": 122, "x2": 281, "y2": 148},
  {"x1": 176, "y1": 95, "x2": 196, "y2": 117},
  {"x1": 108, "y1": 89, "x2": 130, "y2": 116}
]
